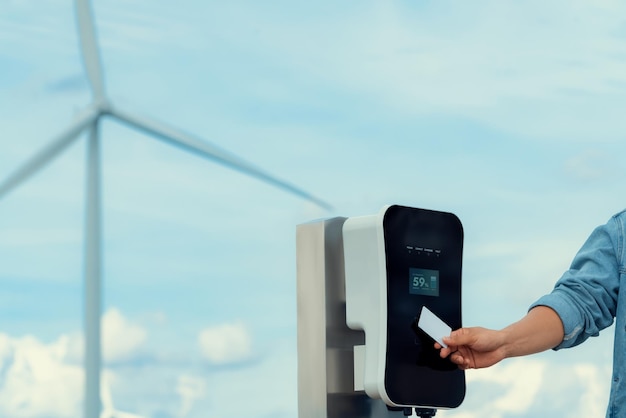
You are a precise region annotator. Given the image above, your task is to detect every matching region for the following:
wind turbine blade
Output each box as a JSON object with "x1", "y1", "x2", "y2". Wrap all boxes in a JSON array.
[
  {"x1": 100, "y1": 372, "x2": 113, "y2": 411},
  {"x1": 108, "y1": 107, "x2": 333, "y2": 211},
  {"x1": 99, "y1": 375, "x2": 144, "y2": 418},
  {"x1": 76, "y1": 0, "x2": 105, "y2": 101},
  {"x1": 0, "y1": 107, "x2": 98, "y2": 200}
]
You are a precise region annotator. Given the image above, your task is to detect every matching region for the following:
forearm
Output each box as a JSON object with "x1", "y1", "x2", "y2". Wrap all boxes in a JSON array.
[{"x1": 500, "y1": 305, "x2": 564, "y2": 358}]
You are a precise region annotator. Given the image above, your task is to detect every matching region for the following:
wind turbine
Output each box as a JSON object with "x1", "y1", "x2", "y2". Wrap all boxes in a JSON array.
[{"x1": 0, "y1": 1, "x2": 332, "y2": 417}]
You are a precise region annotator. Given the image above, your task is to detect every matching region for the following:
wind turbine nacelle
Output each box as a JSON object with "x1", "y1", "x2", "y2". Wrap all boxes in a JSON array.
[{"x1": 343, "y1": 205, "x2": 466, "y2": 409}]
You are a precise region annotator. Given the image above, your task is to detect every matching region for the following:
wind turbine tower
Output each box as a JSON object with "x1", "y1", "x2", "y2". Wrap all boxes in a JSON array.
[{"x1": 0, "y1": 1, "x2": 332, "y2": 417}]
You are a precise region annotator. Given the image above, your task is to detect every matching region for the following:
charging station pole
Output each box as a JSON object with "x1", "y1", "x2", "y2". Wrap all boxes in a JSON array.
[{"x1": 296, "y1": 218, "x2": 404, "y2": 418}]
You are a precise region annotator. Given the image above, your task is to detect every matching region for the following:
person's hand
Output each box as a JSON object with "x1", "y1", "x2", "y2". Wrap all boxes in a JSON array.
[{"x1": 436, "y1": 327, "x2": 507, "y2": 370}]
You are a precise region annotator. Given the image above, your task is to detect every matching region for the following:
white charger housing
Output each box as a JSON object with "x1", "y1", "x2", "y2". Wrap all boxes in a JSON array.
[{"x1": 343, "y1": 206, "x2": 390, "y2": 399}]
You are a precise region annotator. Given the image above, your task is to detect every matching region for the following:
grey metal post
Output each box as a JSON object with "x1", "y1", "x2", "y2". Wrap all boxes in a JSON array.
[{"x1": 296, "y1": 218, "x2": 404, "y2": 418}]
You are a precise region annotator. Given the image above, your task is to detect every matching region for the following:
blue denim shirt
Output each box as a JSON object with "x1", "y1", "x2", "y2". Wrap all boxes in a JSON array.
[{"x1": 530, "y1": 209, "x2": 626, "y2": 418}]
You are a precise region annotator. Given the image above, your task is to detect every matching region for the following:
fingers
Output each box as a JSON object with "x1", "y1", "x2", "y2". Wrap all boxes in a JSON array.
[
  {"x1": 436, "y1": 328, "x2": 475, "y2": 367},
  {"x1": 435, "y1": 333, "x2": 462, "y2": 358},
  {"x1": 450, "y1": 351, "x2": 472, "y2": 369},
  {"x1": 435, "y1": 343, "x2": 470, "y2": 368},
  {"x1": 443, "y1": 327, "x2": 478, "y2": 348},
  {"x1": 437, "y1": 343, "x2": 458, "y2": 359}
]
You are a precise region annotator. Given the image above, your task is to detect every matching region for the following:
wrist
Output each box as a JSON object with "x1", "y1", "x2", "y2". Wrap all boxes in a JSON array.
[{"x1": 498, "y1": 328, "x2": 514, "y2": 359}]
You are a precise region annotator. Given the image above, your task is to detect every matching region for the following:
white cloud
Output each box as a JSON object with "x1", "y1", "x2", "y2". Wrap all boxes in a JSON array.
[
  {"x1": 0, "y1": 308, "x2": 149, "y2": 417},
  {"x1": 55, "y1": 308, "x2": 148, "y2": 365},
  {"x1": 102, "y1": 308, "x2": 147, "y2": 363},
  {"x1": 469, "y1": 359, "x2": 545, "y2": 415},
  {"x1": 192, "y1": 336, "x2": 297, "y2": 418},
  {"x1": 198, "y1": 321, "x2": 252, "y2": 365},
  {"x1": 439, "y1": 357, "x2": 611, "y2": 418},
  {"x1": 573, "y1": 363, "x2": 611, "y2": 417},
  {"x1": 0, "y1": 333, "x2": 83, "y2": 418}
]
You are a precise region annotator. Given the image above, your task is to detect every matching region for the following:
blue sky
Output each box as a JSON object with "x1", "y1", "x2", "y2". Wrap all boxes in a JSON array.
[{"x1": 1, "y1": 0, "x2": 626, "y2": 417}]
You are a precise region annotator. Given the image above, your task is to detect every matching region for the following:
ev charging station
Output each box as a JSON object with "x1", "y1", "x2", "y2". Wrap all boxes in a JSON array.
[{"x1": 296, "y1": 205, "x2": 465, "y2": 418}]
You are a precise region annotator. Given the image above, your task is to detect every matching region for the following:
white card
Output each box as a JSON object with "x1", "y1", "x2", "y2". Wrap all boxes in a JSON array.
[{"x1": 418, "y1": 306, "x2": 452, "y2": 348}]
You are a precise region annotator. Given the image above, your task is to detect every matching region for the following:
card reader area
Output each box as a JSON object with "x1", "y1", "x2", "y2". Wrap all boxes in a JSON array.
[{"x1": 383, "y1": 205, "x2": 466, "y2": 408}]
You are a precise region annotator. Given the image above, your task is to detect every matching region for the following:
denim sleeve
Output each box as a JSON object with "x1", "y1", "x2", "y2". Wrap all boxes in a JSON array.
[{"x1": 529, "y1": 213, "x2": 623, "y2": 350}]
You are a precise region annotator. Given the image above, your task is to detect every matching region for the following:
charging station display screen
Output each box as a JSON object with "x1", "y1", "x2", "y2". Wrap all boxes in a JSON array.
[{"x1": 409, "y1": 268, "x2": 439, "y2": 297}]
